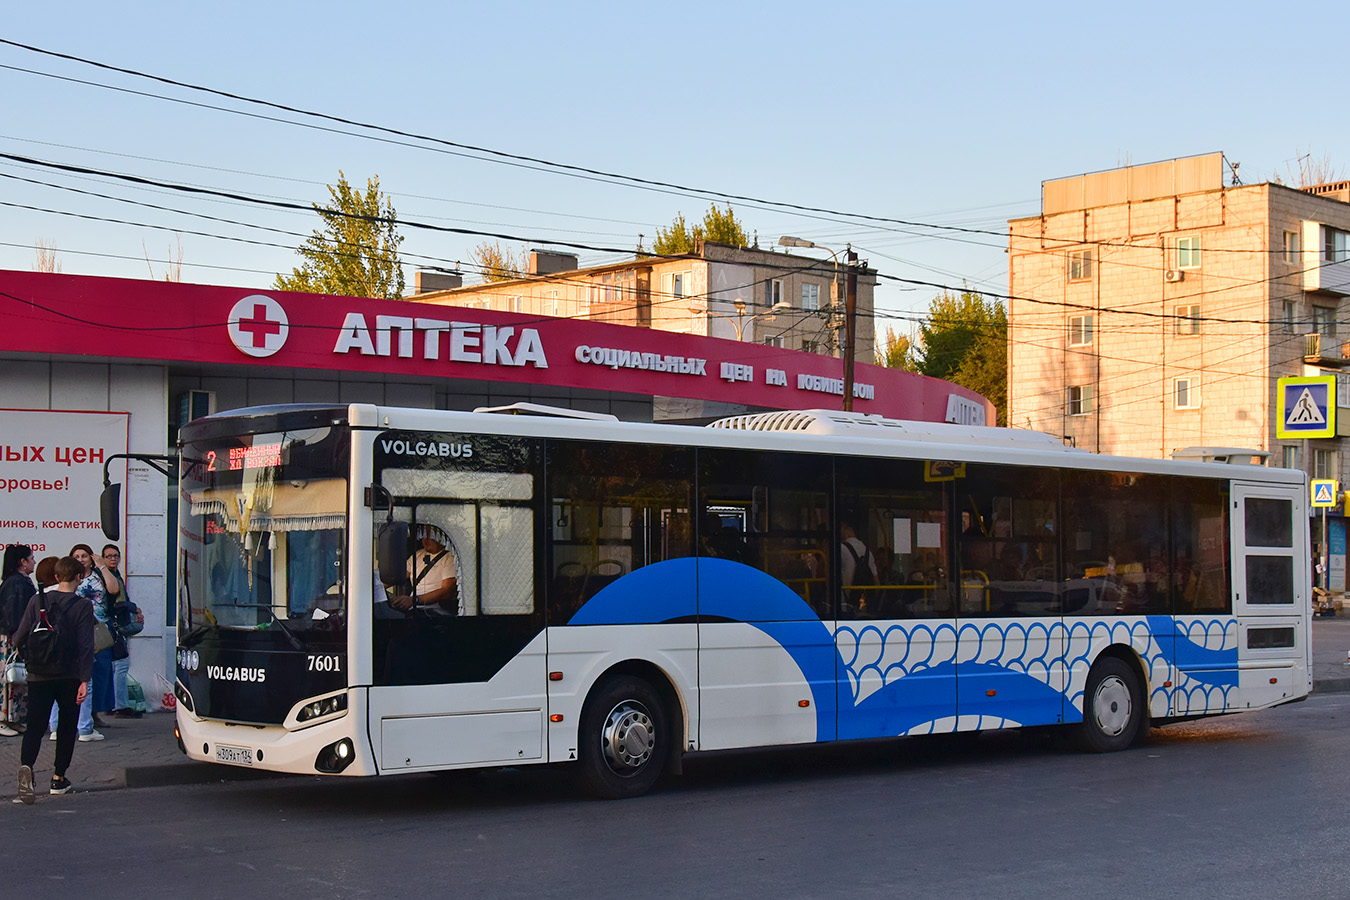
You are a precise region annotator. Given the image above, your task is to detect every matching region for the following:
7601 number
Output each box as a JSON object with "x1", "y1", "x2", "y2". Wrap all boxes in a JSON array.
[{"x1": 307, "y1": 654, "x2": 342, "y2": 673}]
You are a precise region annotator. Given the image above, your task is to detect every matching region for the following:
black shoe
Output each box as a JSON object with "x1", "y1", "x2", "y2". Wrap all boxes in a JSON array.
[
  {"x1": 92, "y1": 716, "x2": 111, "y2": 728},
  {"x1": 49, "y1": 775, "x2": 73, "y2": 795},
  {"x1": 112, "y1": 708, "x2": 143, "y2": 719}
]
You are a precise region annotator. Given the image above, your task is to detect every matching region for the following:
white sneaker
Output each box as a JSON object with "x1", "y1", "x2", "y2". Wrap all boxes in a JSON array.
[
  {"x1": 0, "y1": 724, "x2": 18, "y2": 737},
  {"x1": 77, "y1": 730, "x2": 104, "y2": 742},
  {"x1": 48, "y1": 731, "x2": 56, "y2": 742}
]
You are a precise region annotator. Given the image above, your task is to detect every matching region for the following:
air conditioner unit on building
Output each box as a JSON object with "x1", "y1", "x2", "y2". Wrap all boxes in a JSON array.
[{"x1": 1164, "y1": 269, "x2": 1185, "y2": 283}]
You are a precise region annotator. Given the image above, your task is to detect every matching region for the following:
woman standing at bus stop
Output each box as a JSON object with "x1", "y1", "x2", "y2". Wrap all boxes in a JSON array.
[{"x1": 0, "y1": 545, "x2": 36, "y2": 736}]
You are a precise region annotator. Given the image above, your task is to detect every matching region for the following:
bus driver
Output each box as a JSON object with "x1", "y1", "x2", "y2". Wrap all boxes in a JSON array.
[{"x1": 390, "y1": 524, "x2": 461, "y2": 615}]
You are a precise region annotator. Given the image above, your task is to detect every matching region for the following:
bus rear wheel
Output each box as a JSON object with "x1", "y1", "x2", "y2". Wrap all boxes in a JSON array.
[
  {"x1": 578, "y1": 674, "x2": 670, "y2": 799},
  {"x1": 1077, "y1": 657, "x2": 1144, "y2": 753}
]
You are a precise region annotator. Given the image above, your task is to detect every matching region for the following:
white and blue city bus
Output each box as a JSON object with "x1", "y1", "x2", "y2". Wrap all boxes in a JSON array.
[{"x1": 172, "y1": 402, "x2": 1311, "y2": 797}]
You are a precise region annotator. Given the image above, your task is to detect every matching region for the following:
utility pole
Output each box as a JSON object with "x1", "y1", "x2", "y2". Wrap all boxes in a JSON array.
[{"x1": 843, "y1": 247, "x2": 858, "y2": 412}]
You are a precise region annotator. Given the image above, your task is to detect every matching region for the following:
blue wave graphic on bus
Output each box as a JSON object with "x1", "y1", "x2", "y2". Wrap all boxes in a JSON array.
[
  {"x1": 569, "y1": 559, "x2": 1238, "y2": 739},
  {"x1": 1145, "y1": 615, "x2": 1238, "y2": 687}
]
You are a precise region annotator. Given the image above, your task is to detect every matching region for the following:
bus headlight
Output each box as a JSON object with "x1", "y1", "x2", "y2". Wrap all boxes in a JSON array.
[
  {"x1": 175, "y1": 681, "x2": 195, "y2": 713},
  {"x1": 297, "y1": 693, "x2": 348, "y2": 722},
  {"x1": 315, "y1": 738, "x2": 356, "y2": 773}
]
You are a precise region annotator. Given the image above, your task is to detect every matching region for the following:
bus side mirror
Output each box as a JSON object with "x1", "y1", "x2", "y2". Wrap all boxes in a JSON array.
[
  {"x1": 377, "y1": 521, "x2": 409, "y2": 587},
  {"x1": 100, "y1": 483, "x2": 122, "y2": 541}
]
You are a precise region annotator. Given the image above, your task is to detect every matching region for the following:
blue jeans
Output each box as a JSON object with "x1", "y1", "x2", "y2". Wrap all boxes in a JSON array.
[{"x1": 113, "y1": 657, "x2": 130, "y2": 710}]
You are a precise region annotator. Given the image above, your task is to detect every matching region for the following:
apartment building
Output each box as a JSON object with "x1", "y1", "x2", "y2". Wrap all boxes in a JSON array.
[
  {"x1": 1008, "y1": 152, "x2": 1350, "y2": 479},
  {"x1": 411, "y1": 240, "x2": 877, "y2": 364}
]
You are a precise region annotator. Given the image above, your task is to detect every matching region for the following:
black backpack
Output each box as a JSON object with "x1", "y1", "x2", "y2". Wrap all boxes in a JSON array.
[
  {"x1": 21, "y1": 592, "x2": 68, "y2": 678},
  {"x1": 843, "y1": 541, "x2": 876, "y2": 603}
]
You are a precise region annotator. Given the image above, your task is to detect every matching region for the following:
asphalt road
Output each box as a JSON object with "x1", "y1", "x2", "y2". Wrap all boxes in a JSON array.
[{"x1": 7, "y1": 694, "x2": 1349, "y2": 900}]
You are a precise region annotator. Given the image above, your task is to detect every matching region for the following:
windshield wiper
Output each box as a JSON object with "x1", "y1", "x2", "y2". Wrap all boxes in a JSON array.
[
  {"x1": 227, "y1": 604, "x2": 308, "y2": 651},
  {"x1": 180, "y1": 623, "x2": 213, "y2": 648}
]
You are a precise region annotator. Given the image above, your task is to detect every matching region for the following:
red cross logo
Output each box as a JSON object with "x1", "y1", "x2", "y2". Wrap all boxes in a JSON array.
[{"x1": 227, "y1": 294, "x2": 289, "y2": 358}]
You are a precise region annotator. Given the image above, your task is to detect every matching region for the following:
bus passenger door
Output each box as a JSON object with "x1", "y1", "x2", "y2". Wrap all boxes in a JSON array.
[
  {"x1": 697, "y1": 449, "x2": 836, "y2": 750},
  {"x1": 836, "y1": 460, "x2": 960, "y2": 741},
  {"x1": 367, "y1": 434, "x2": 548, "y2": 773},
  {"x1": 1230, "y1": 481, "x2": 1309, "y2": 710}
]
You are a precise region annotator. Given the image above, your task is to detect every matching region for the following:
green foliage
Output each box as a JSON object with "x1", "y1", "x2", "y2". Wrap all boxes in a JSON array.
[
  {"x1": 916, "y1": 290, "x2": 1007, "y2": 425},
  {"x1": 471, "y1": 241, "x2": 527, "y2": 282},
  {"x1": 275, "y1": 172, "x2": 405, "y2": 299},
  {"x1": 879, "y1": 327, "x2": 919, "y2": 371},
  {"x1": 652, "y1": 204, "x2": 748, "y2": 255},
  {"x1": 701, "y1": 203, "x2": 748, "y2": 248}
]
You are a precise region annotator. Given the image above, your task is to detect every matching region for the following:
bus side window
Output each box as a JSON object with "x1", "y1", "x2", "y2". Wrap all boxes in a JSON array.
[
  {"x1": 699, "y1": 448, "x2": 831, "y2": 619},
  {"x1": 546, "y1": 441, "x2": 693, "y2": 625}
]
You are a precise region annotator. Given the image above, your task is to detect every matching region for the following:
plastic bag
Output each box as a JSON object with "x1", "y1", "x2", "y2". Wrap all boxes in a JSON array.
[{"x1": 125, "y1": 675, "x2": 149, "y2": 714}]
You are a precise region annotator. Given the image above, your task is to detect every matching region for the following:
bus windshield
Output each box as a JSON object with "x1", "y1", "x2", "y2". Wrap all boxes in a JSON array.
[{"x1": 178, "y1": 425, "x2": 349, "y2": 650}]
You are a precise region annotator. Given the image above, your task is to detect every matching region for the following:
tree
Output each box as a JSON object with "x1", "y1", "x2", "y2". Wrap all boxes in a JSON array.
[
  {"x1": 915, "y1": 289, "x2": 1007, "y2": 425},
  {"x1": 34, "y1": 238, "x2": 61, "y2": 274},
  {"x1": 275, "y1": 172, "x2": 405, "y2": 299},
  {"x1": 470, "y1": 241, "x2": 527, "y2": 282},
  {"x1": 878, "y1": 327, "x2": 919, "y2": 371},
  {"x1": 652, "y1": 204, "x2": 748, "y2": 255},
  {"x1": 143, "y1": 235, "x2": 184, "y2": 282}
]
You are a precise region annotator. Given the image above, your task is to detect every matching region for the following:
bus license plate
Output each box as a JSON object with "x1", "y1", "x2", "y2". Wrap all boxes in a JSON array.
[{"x1": 215, "y1": 745, "x2": 253, "y2": 766}]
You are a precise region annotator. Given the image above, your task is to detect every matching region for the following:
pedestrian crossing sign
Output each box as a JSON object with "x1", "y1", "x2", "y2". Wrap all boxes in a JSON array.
[
  {"x1": 1312, "y1": 479, "x2": 1338, "y2": 508},
  {"x1": 1276, "y1": 375, "x2": 1336, "y2": 439}
]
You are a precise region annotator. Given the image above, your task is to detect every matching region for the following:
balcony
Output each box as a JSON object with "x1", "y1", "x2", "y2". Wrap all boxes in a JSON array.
[
  {"x1": 1303, "y1": 333, "x2": 1350, "y2": 367},
  {"x1": 1301, "y1": 221, "x2": 1350, "y2": 296}
]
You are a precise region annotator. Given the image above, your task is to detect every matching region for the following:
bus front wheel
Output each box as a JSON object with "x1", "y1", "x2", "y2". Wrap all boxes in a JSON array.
[
  {"x1": 577, "y1": 674, "x2": 670, "y2": 799},
  {"x1": 1078, "y1": 657, "x2": 1144, "y2": 753}
]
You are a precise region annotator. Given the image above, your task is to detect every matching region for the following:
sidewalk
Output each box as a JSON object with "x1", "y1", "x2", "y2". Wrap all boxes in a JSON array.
[
  {"x1": 5, "y1": 617, "x2": 1350, "y2": 798},
  {"x1": 1, "y1": 709, "x2": 288, "y2": 800}
]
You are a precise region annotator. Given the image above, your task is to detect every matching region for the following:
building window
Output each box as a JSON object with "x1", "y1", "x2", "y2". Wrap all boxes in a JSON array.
[
  {"x1": 1067, "y1": 384, "x2": 1094, "y2": 416},
  {"x1": 768, "y1": 279, "x2": 784, "y2": 306},
  {"x1": 1174, "y1": 377, "x2": 1198, "y2": 409},
  {"x1": 1175, "y1": 304, "x2": 1201, "y2": 335},
  {"x1": 509, "y1": 296, "x2": 523, "y2": 314},
  {"x1": 1284, "y1": 230, "x2": 1301, "y2": 264},
  {"x1": 801, "y1": 339, "x2": 822, "y2": 354},
  {"x1": 1315, "y1": 448, "x2": 1336, "y2": 480},
  {"x1": 671, "y1": 272, "x2": 688, "y2": 300},
  {"x1": 1067, "y1": 249, "x2": 1093, "y2": 281},
  {"x1": 801, "y1": 283, "x2": 820, "y2": 311},
  {"x1": 548, "y1": 289, "x2": 559, "y2": 317},
  {"x1": 1176, "y1": 236, "x2": 1201, "y2": 269},
  {"x1": 1313, "y1": 305, "x2": 1338, "y2": 337},
  {"x1": 1068, "y1": 314, "x2": 1094, "y2": 346},
  {"x1": 762, "y1": 335, "x2": 785, "y2": 348},
  {"x1": 1283, "y1": 300, "x2": 1300, "y2": 333},
  {"x1": 1324, "y1": 228, "x2": 1350, "y2": 263},
  {"x1": 1281, "y1": 446, "x2": 1299, "y2": 469}
]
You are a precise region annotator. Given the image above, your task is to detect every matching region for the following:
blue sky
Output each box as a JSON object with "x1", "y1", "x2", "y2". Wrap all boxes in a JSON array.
[{"x1": 1, "y1": 1, "x2": 1340, "y2": 334}]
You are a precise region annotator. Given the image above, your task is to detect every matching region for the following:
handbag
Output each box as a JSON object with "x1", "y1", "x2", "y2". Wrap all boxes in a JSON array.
[
  {"x1": 3, "y1": 649, "x2": 24, "y2": 685},
  {"x1": 94, "y1": 621, "x2": 115, "y2": 653}
]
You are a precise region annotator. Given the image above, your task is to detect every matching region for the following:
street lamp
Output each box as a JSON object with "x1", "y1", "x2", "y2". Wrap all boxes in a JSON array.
[
  {"x1": 778, "y1": 235, "x2": 858, "y2": 411},
  {"x1": 697, "y1": 299, "x2": 792, "y2": 341}
]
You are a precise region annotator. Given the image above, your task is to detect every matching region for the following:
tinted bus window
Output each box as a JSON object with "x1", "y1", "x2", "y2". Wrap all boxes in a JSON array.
[
  {"x1": 699, "y1": 449, "x2": 831, "y2": 619},
  {"x1": 837, "y1": 456, "x2": 952, "y2": 619},
  {"x1": 955, "y1": 464, "x2": 1059, "y2": 617},
  {"x1": 547, "y1": 441, "x2": 693, "y2": 625}
]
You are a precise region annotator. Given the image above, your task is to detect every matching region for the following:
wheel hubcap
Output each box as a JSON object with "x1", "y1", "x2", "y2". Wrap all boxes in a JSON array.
[
  {"x1": 1093, "y1": 674, "x2": 1132, "y2": 736},
  {"x1": 601, "y1": 700, "x2": 655, "y2": 775}
]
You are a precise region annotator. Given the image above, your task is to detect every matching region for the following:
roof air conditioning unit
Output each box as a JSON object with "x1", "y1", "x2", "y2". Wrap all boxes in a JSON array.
[{"x1": 1164, "y1": 269, "x2": 1185, "y2": 283}]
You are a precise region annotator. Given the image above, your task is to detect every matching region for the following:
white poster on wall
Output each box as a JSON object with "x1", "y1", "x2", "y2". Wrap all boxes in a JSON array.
[{"x1": 0, "y1": 409, "x2": 129, "y2": 560}]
